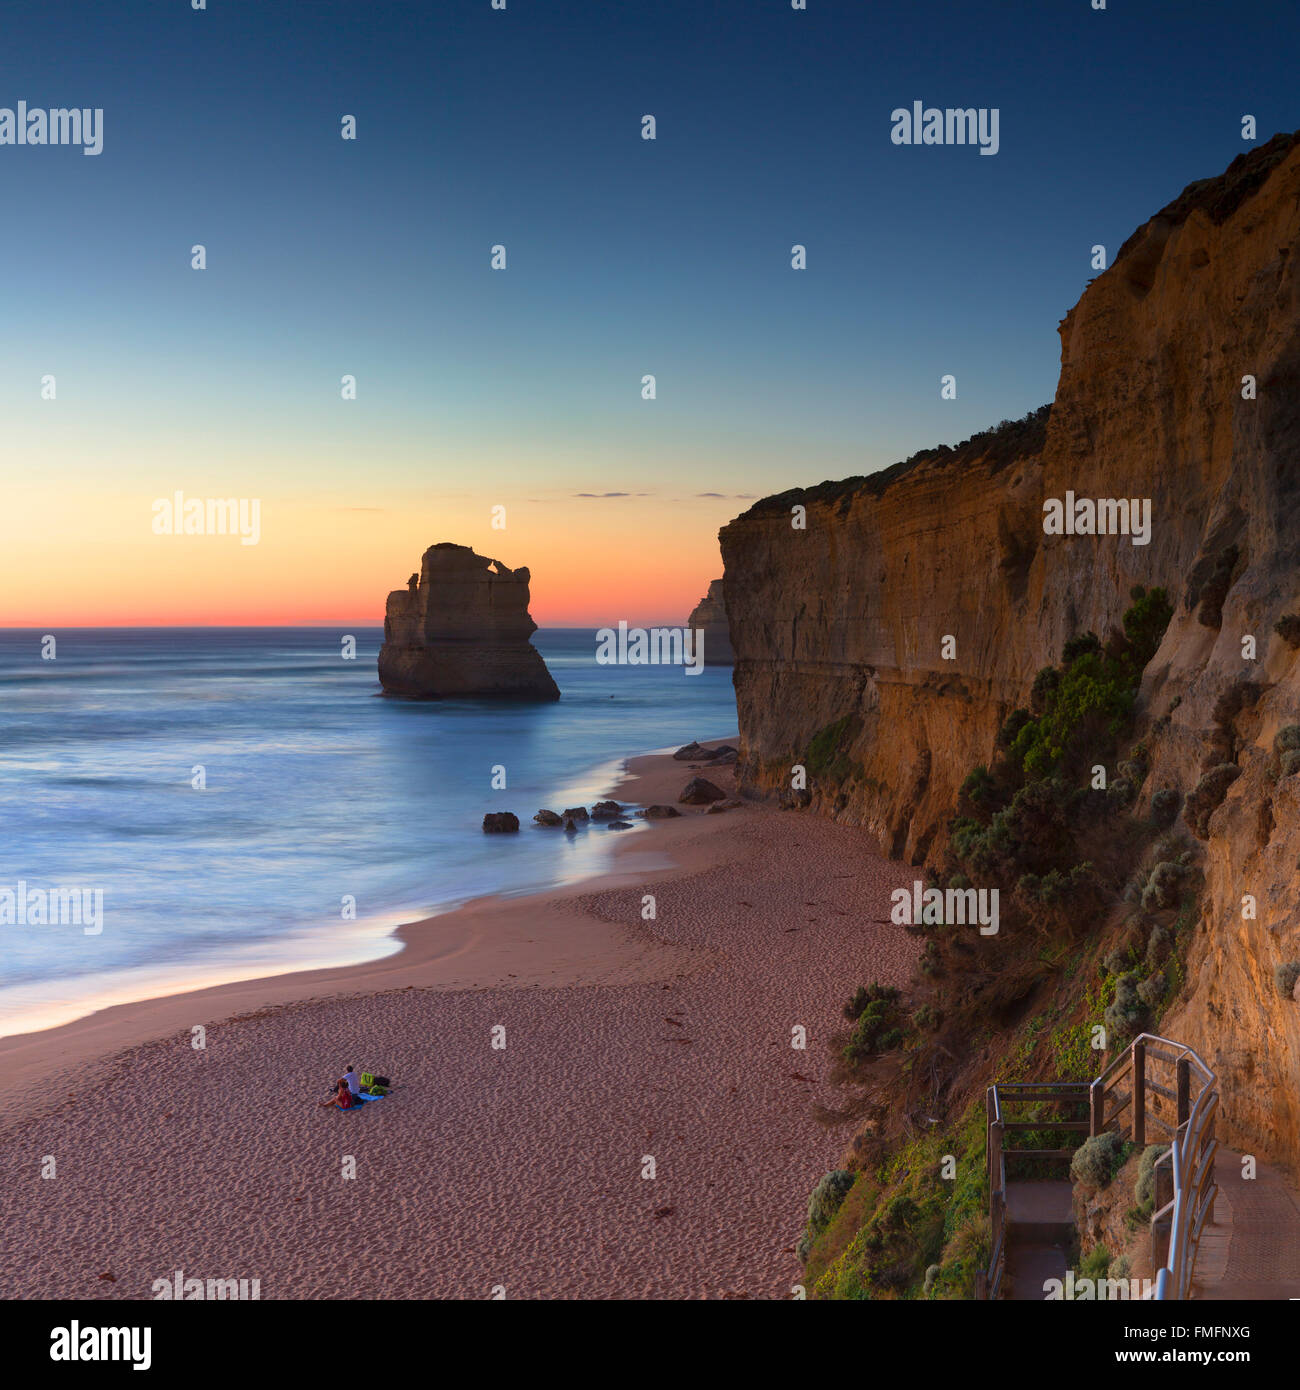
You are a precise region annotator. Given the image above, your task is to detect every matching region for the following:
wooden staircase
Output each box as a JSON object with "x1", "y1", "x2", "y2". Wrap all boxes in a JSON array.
[
  {"x1": 978, "y1": 1035, "x2": 1220, "y2": 1301},
  {"x1": 979, "y1": 1080, "x2": 1091, "y2": 1300},
  {"x1": 1003, "y1": 1180, "x2": 1072, "y2": 1299}
]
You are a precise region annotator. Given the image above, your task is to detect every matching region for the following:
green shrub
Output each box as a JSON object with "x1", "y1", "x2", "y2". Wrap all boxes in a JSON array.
[
  {"x1": 1103, "y1": 945, "x2": 1133, "y2": 975},
  {"x1": 1150, "y1": 788, "x2": 1180, "y2": 828},
  {"x1": 1110, "y1": 1253, "x2": 1133, "y2": 1282},
  {"x1": 1124, "y1": 586, "x2": 1175, "y2": 667},
  {"x1": 1134, "y1": 1144, "x2": 1170, "y2": 1215},
  {"x1": 1274, "y1": 961, "x2": 1300, "y2": 1000},
  {"x1": 997, "y1": 708, "x2": 1032, "y2": 749},
  {"x1": 1141, "y1": 861, "x2": 1189, "y2": 912},
  {"x1": 1107, "y1": 776, "x2": 1136, "y2": 809},
  {"x1": 1017, "y1": 651, "x2": 1139, "y2": 778},
  {"x1": 1071, "y1": 1133, "x2": 1127, "y2": 1190},
  {"x1": 1137, "y1": 972, "x2": 1166, "y2": 1010},
  {"x1": 959, "y1": 764, "x2": 1000, "y2": 815},
  {"x1": 1184, "y1": 764, "x2": 1241, "y2": 838},
  {"x1": 843, "y1": 986, "x2": 905, "y2": 1061},
  {"x1": 1030, "y1": 666, "x2": 1060, "y2": 715},
  {"x1": 1062, "y1": 631, "x2": 1102, "y2": 666},
  {"x1": 1273, "y1": 614, "x2": 1300, "y2": 648},
  {"x1": 1274, "y1": 727, "x2": 1300, "y2": 778},
  {"x1": 1012, "y1": 593, "x2": 1173, "y2": 783},
  {"x1": 1123, "y1": 866, "x2": 1149, "y2": 904},
  {"x1": 1078, "y1": 1244, "x2": 1112, "y2": 1281},
  {"x1": 1117, "y1": 758, "x2": 1147, "y2": 787},
  {"x1": 1145, "y1": 924, "x2": 1172, "y2": 971},
  {"x1": 802, "y1": 1169, "x2": 855, "y2": 1260},
  {"x1": 1104, "y1": 972, "x2": 1147, "y2": 1043},
  {"x1": 992, "y1": 780, "x2": 1075, "y2": 870},
  {"x1": 844, "y1": 982, "x2": 899, "y2": 1021},
  {"x1": 1015, "y1": 861, "x2": 1096, "y2": 911}
]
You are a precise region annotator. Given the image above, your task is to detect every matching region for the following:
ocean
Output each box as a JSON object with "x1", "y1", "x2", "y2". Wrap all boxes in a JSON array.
[{"x1": 0, "y1": 627, "x2": 738, "y2": 1036}]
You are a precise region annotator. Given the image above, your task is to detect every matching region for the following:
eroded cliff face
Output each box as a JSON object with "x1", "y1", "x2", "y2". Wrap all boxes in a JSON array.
[
  {"x1": 720, "y1": 133, "x2": 1300, "y2": 1170},
  {"x1": 378, "y1": 543, "x2": 559, "y2": 700},
  {"x1": 687, "y1": 578, "x2": 734, "y2": 664}
]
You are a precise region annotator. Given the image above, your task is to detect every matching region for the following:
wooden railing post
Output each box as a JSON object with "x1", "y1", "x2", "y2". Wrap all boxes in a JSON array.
[
  {"x1": 1151, "y1": 1208, "x2": 1172, "y2": 1269},
  {"x1": 1131, "y1": 1039, "x2": 1146, "y2": 1147},
  {"x1": 1176, "y1": 1057, "x2": 1190, "y2": 1128},
  {"x1": 1090, "y1": 1077, "x2": 1105, "y2": 1136},
  {"x1": 1155, "y1": 1152, "x2": 1173, "y2": 1213}
]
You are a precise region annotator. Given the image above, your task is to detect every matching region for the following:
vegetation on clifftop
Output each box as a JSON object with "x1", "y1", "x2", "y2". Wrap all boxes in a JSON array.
[{"x1": 738, "y1": 405, "x2": 1052, "y2": 521}]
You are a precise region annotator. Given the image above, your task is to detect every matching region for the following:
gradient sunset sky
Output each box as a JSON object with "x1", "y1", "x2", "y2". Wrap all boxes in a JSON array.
[{"x1": 2, "y1": 0, "x2": 1297, "y2": 626}]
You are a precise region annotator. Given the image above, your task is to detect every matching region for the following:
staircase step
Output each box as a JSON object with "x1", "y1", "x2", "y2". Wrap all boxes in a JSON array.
[
  {"x1": 1009, "y1": 1222, "x2": 1074, "y2": 1247},
  {"x1": 1008, "y1": 1243, "x2": 1069, "y2": 1301},
  {"x1": 1005, "y1": 1179, "x2": 1075, "y2": 1250}
]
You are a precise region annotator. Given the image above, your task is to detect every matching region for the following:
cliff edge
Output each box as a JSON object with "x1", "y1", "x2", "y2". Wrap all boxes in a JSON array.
[{"x1": 720, "y1": 132, "x2": 1300, "y2": 1171}]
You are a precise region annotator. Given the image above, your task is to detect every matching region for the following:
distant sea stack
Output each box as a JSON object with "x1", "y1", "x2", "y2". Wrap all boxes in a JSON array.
[
  {"x1": 687, "y1": 578, "x2": 734, "y2": 664},
  {"x1": 378, "y1": 543, "x2": 560, "y2": 701}
]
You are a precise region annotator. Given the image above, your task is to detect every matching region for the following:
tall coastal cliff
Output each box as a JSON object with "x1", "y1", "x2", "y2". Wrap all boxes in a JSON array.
[{"x1": 721, "y1": 133, "x2": 1300, "y2": 1172}]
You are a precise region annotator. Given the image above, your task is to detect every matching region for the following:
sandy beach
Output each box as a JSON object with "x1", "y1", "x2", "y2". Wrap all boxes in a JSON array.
[{"x1": 0, "y1": 739, "x2": 914, "y2": 1300}]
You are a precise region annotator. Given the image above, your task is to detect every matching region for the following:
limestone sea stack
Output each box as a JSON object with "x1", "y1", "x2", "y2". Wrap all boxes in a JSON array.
[
  {"x1": 687, "y1": 578, "x2": 734, "y2": 664},
  {"x1": 378, "y1": 543, "x2": 560, "y2": 700}
]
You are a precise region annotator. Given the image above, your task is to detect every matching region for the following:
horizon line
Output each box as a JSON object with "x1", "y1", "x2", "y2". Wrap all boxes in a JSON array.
[{"x1": 0, "y1": 620, "x2": 699, "y2": 631}]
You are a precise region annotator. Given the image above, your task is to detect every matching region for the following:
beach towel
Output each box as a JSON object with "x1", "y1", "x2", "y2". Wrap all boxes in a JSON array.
[{"x1": 325, "y1": 1091, "x2": 384, "y2": 1113}]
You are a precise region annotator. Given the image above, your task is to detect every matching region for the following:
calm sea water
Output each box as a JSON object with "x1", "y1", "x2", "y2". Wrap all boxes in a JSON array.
[{"x1": 0, "y1": 628, "x2": 737, "y2": 1036}]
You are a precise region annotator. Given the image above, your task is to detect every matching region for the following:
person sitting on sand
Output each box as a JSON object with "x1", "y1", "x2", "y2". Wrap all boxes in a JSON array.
[
  {"x1": 342, "y1": 1066, "x2": 361, "y2": 1098},
  {"x1": 319, "y1": 1078, "x2": 357, "y2": 1110}
]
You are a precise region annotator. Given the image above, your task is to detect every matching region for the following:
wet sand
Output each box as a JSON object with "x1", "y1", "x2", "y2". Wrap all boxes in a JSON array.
[{"x1": 0, "y1": 740, "x2": 915, "y2": 1299}]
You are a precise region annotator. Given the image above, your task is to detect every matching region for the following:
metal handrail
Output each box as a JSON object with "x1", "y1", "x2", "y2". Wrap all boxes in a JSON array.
[
  {"x1": 985, "y1": 1085, "x2": 1007, "y2": 1299},
  {"x1": 1096, "y1": 1035, "x2": 1217, "y2": 1301},
  {"x1": 981, "y1": 1033, "x2": 1218, "y2": 1301}
]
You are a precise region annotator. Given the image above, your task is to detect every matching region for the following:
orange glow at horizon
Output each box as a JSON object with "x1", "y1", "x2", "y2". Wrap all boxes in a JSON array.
[{"x1": 0, "y1": 486, "x2": 737, "y2": 629}]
